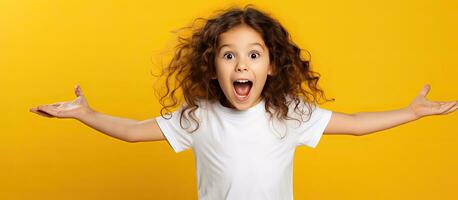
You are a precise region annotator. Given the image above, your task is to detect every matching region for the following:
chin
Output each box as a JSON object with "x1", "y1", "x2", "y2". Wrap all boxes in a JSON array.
[{"x1": 230, "y1": 96, "x2": 259, "y2": 111}]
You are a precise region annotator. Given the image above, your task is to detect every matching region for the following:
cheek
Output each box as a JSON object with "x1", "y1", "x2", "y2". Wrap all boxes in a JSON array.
[
  {"x1": 254, "y1": 60, "x2": 271, "y2": 76},
  {"x1": 214, "y1": 64, "x2": 224, "y2": 78},
  {"x1": 214, "y1": 65, "x2": 231, "y2": 87},
  {"x1": 253, "y1": 62, "x2": 270, "y2": 90},
  {"x1": 215, "y1": 61, "x2": 234, "y2": 75}
]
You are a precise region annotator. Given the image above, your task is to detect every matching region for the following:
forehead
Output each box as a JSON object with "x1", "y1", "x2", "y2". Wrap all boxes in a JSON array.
[{"x1": 217, "y1": 24, "x2": 266, "y2": 48}]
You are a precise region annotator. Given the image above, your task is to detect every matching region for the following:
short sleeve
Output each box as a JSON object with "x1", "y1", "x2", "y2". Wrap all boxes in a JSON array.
[
  {"x1": 292, "y1": 103, "x2": 333, "y2": 148},
  {"x1": 155, "y1": 106, "x2": 197, "y2": 153}
]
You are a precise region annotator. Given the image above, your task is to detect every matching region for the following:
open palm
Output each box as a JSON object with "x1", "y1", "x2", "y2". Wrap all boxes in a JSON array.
[
  {"x1": 408, "y1": 84, "x2": 458, "y2": 119},
  {"x1": 29, "y1": 85, "x2": 92, "y2": 119}
]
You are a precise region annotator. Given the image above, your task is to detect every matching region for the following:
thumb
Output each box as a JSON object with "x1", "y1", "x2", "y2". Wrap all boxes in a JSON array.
[
  {"x1": 418, "y1": 84, "x2": 430, "y2": 97},
  {"x1": 75, "y1": 84, "x2": 84, "y2": 97}
]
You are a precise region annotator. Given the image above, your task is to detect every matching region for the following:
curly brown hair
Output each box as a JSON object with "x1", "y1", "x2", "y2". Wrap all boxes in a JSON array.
[{"x1": 153, "y1": 4, "x2": 335, "y2": 135}]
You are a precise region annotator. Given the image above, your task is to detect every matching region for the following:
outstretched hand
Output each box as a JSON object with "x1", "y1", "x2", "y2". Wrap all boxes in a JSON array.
[
  {"x1": 407, "y1": 84, "x2": 457, "y2": 119},
  {"x1": 29, "y1": 85, "x2": 93, "y2": 119}
]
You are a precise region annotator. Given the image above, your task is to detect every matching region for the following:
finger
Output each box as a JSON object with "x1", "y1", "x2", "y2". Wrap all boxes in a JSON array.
[
  {"x1": 432, "y1": 101, "x2": 455, "y2": 109},
  {"x1": 30, "y1": 107, "x2": 54, "y2": 118},
  {"x1": 436, "y1": 100, "x2": 457, "y2": 105},
  {"x1": 419, "y1": 84, "x2": 431, "y2": 97},
  {"x1": 444, "y1": 101, "x2": 457, "y2": 110},
  {"x1": 431, "y1": 101, "x2": 442, "y2": 106},
  {"x1": 75, "y1": 84, "x2": 84, "y2": 97},
  {"x1": 37, "y1": 105, "x2": 60, "y2": 117},
  {"x1": 439, "y1": 102, "x2": 457, "y2": 114},
  {"x1": 36, "y1": 110, "x2": 55, "y2": 117},
  {"x1": 442, "y1": 104, "x2": 457, "y2": 115}
]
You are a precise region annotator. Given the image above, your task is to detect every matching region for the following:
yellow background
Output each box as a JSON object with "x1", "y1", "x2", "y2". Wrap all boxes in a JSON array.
[{"x1": 2, "y1": 0, "x2": 457, "y2": 199}]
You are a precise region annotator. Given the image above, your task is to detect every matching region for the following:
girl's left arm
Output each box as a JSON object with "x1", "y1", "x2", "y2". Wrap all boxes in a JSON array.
[{"x1": 324, "y1": 84, "x2": 458, "y2": 136}]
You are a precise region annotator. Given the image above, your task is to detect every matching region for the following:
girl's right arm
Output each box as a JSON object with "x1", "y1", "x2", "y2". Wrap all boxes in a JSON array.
[
  {"x1": 76, "y1": 109, "x2": 165, "y2": 142},
  {"x1": 29, "y1": 85, "x2": 165, "y2": 143}
]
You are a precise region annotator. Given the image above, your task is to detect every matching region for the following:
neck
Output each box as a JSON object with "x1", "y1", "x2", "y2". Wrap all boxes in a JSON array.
[{"x1": 219, "y1": 96, "x2": 263, "y2": 110}]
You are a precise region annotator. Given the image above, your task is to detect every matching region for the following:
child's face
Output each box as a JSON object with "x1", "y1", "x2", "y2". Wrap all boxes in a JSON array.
[{"x1": 213, "y1": 24, "x2": 272, "y2": 110}]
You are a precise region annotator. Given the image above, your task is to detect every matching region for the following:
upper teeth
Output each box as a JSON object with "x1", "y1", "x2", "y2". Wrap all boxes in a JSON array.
[{"x1": 235, "y1": 80, "x2": 249, "y2": 83}]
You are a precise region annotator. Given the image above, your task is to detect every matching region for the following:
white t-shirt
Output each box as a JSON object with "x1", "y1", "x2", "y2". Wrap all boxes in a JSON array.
[{"x1": 155, "y1": 98, "x2": 333, "y2": 200}]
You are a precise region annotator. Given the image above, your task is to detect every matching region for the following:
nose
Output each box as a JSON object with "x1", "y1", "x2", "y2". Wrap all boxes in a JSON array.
[{"x1": 235, "y1": 62, "x2": 248, "y2": 72}]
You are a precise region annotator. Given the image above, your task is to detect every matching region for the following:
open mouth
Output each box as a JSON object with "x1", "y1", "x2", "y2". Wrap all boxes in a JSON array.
[{"x1": 233, "y1": 80, "x2": 253, "y2": 102}]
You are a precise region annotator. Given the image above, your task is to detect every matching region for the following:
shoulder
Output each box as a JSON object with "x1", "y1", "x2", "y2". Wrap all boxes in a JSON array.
[
  {"x1": 175, "y1": 100, "x2": 201, "y2": 116},
  {"x1": 161, "y1": 99, "x2": 209, "y2": 124},
  {"x1": 285, "y1": 95, "x2": 316, "y2": 116},
  {"x1": 160, "y1": 99, "x2": 209, "y2": 133},
  {"x1": 177, "y1": 99, "x2": 211, "y2": 121}
]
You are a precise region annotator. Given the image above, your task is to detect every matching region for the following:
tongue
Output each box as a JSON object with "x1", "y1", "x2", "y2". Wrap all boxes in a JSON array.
[{"x1": 234, "y1": 83, "x2": 251, "y2": 96}]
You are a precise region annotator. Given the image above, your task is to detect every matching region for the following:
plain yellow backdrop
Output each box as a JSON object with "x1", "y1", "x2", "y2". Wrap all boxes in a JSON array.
[{"x1": 2, "y1": 0, "x2": 457, "y2": 199}]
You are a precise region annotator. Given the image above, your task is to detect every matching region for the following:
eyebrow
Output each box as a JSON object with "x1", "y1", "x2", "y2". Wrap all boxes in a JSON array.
[{"x1": 217, "y1": 42, "x2": 265, "y2": 52}]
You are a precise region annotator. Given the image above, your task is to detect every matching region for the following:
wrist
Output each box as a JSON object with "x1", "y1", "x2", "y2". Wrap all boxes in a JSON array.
[
  {"x1": 404, "y1": 105, "x2": 420, "y2": 121},
  {"x1": 75, "y1": 107, "x2": 96, "y2": 121}
]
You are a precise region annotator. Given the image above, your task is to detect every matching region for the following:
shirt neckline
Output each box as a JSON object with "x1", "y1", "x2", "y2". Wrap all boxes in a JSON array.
[{"x1": 214, "y1": 98, "x2": 266, "y2": 118}]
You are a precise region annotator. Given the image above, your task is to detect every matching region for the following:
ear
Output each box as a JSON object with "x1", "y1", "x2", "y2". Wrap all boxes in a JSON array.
[{"x1": 267, "y1": 64, "x2": 273, "y2": 76}]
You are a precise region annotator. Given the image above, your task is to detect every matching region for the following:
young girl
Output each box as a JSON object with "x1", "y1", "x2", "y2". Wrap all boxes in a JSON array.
[{"x1": 30, "y1": 5, "x2": 457, "y2": 200}]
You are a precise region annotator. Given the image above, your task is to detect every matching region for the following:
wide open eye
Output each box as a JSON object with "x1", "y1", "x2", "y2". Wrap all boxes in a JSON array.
[
  {"x1": 250, "y1": 52, "x2": 260, "y2": 59},
  {"x1": 223, "y1": 52, "x2": 235, "y2": 60}
]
